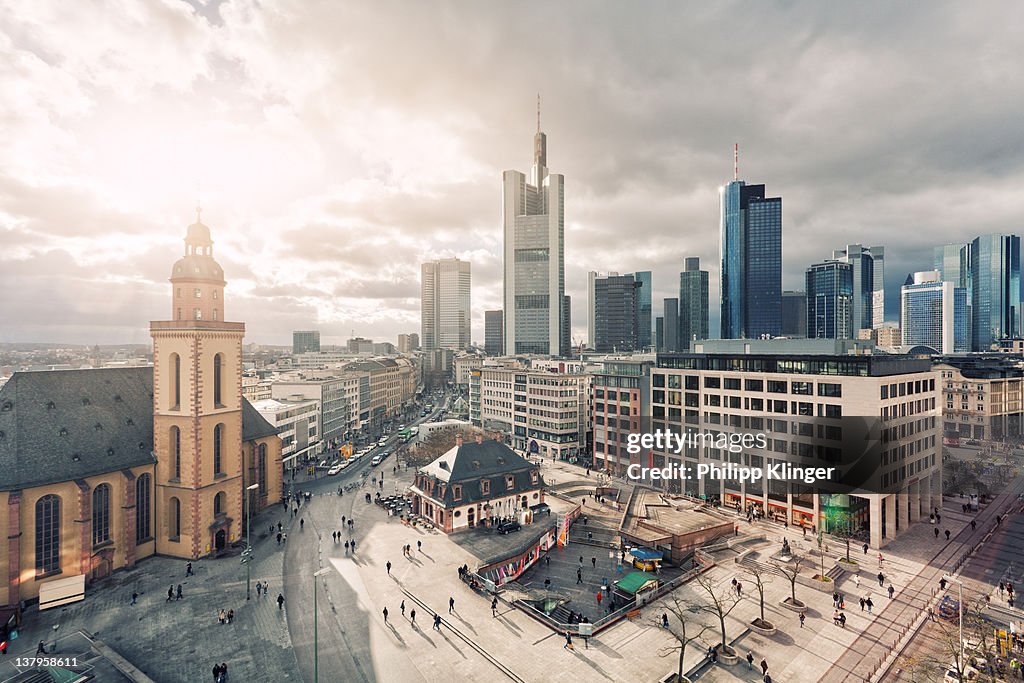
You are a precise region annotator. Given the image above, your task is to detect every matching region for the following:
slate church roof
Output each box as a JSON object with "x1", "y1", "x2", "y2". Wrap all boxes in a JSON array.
[{"x1": 0, "y1": 366, "x2": 277, "y2": 492}]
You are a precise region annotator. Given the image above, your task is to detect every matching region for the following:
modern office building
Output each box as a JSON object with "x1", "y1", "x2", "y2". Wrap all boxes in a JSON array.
[
  {"x1": 292, "y1": 330, "x2": 321, "y2": 355},
  {"x1": 592, "y1": 359, "x2": 652, "y2": 476},
  {"x1": 397, "y1": 333, "x2": 419, "y2": 354},
  {"x1": 781, "y1": 291, "x2": 807, "y2": 337},
  {"x1": 934, "y1": 243, "x2": 971, "y2": 289},
  {"x1": 271, "y1": 377, "x2": 354, "y2": 446},
  {"x1": 591, "y1": 273, "x2": 641, "y2": 352},
  {"x1": 662, "y1": 298, "x2": 679, "y2": 352},
  {"x1": 970, "y1": 234, "x2": 1021, "y2": 351},
  {"x1": 832, "y1": 245, "x2": 885, "y2": 331},
  {"x1": 421, "y1": 257, "x2": 471, "y2": 351},
  {"x1": 720, "y1": 175, "x2": 782, "y2": 339},
  {"x1": 650, "y1": 352, "x2": 941, "y2": 548},
  {"x1": 678, "y1": 257, "x2": 709, "y2": 351},
  {"x1": 502, "y1": 107, "x2": 566, "y2": 357},
  {"x1": 634, "y1": 271, "x2": 653, "y2": 350},
  {"x1": 806, "y1": 261, "x2": 854, "y2": 339},
  {"x1": 901, "y1": 271, "x2": 968, "y2": 353},
  {"x1": 484, "y1": 310, "x2": 504, "y2": 356},
  {"x1": 655, "y1": 316, "x2": 664, "y2": 352}
]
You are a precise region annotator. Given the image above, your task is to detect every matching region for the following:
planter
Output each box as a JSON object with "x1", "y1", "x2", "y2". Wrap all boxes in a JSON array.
[
  {"x1": 749, "y1": 618, "x2": 777, "y2": 636},
  {"x1": 717, "y1": 645, "x2": 740, "y2": 666},
  {"x1": 658, "y1": 674, "x2": 693, "y2": 683},
  {"x1": 780, "y1": 597, "x2": 808, "y2": 613},
  {"x1": 837, "y1": 559, "x2": 859, "y2": 572}
]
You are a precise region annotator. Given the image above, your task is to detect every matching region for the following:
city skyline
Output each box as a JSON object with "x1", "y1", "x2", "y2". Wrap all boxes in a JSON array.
[{"x1": 4, "y1": 3, "x2": 1024, "y2": 346}]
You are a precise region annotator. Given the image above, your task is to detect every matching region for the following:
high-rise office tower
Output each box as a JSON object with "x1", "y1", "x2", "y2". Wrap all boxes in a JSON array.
[
  {"x1": 720, "y1": 158, "x2": 782, "y2": 339},
  {"x1": 662, "y1": 298, "x2": 679, "y2": 352},
  {"x1": 781, "y1": 291, "x2": 807, "y2": 337},
  {"x1": 503, "y1": 102, "x2": 566, "y2": 356},
  {"x1": 421, "y1": 257, "x2": 471, "y2": 350},
  {"x1": 592, "y1": 273, "x2": 641, "y2": 352},
  {"x1": 806, "y1": 260, "x2": 854, "y2": 339},
  {"x1": 934, "y1": 243, "x2": 970, "y2": 289},
  {"x1": 655, "y1": 316, "x2": 664, "y2": 352},
  {"x1": 633, "y1": 271, "x2": 653, "y2": 350},
  {"x1": 678, "y1": 258, "x2": 709, "y2": 350},
  {"x1": 397, "y1": 333, "x2": 419, "y2": 354},
  {"x1": 901, "y1": 271, "x2": 968, "y2": 353},
  {"x1": 970, "y1": 234, "x2": 1021, "y2": 351},
  {"x1": 292, "y1": 330, "x2": 320, "y2": 355},
  {"x1": 832, "y1": 245, "x2": 885, "y2": 331},
  {"x1": 484, "y1": 310, "x2": 504, "y2": 356}
]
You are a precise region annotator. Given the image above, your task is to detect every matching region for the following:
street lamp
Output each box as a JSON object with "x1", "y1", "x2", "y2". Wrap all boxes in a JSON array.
[
  {"x1": 943, "y1": 574, "x2": 964, "y2": 672},
  {"x1": 244, "y1": 483, "x2": 260, "y2": 600},
  {"x1": 313, "y1": 567, "x2": 331, "y2": 683}
]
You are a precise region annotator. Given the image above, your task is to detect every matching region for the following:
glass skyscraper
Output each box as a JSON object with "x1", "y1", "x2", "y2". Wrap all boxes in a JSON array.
[
  {"x1": 806, "y1": 261, "x2": 853, "y2": 339},
  {"x1": 970, "y1": 234, "x2": 1021, "y2": 351},
  {"x1": 503, "y1": 111, "x2": 566, "y2": 356},
  {"x1": 633, "y1": 271, "x2": 653, "y2": 350},
  {"x1": 901, "y1": 270, "x2": 968, "y2": 353},
  {"x1": 832, "y1": 245, "x2": 885, "y2": 331},
  {"x1": 678, "y1": 257, "x2": 709, "y2": 350},
  {"x1": 592, "y1": 274, "x2": 641, "y2": 352},
  {"x1": 720, "y1": 180, "x2": 782, "y2": 338},
  {"x1": 421, "y1": 257, "x2": 472, "y2": 350}
]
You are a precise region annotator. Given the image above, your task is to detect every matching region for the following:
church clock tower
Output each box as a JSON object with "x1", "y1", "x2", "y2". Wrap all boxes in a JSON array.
[{"x1": 152, "y1": 214, "x2": 245, "y2": 559}]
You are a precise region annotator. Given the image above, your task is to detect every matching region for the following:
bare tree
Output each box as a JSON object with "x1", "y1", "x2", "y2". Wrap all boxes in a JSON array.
[
  {"x1": 693, "y1": 569, "x2": 742, "y2": 654},
  {"x1": 741, "y1": 561, "x2": 774, "y2": 628},
  {"x1": 824, "y1": 509, "x2": 857, "y2": 563},
  {"x1": 404, "y1": 427, "x2": 484, "y2": 467},
  {"x1": 771, "y1": 551, "x2": 808, "y2": 608},
  {"x1": 652, "y1": 594, "x2": 715, "y2": 683}
]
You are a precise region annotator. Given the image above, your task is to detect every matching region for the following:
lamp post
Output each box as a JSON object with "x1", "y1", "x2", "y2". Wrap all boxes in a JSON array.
[
  {"x1": 943, "y1": 574, "x2": 964, "y2": 673},
  {"x1": 244, "y1": 483, "x2": 260, "y2": 600},
  {"x1": 314, "y1": 567, "x2": 330, "y2": 683}
]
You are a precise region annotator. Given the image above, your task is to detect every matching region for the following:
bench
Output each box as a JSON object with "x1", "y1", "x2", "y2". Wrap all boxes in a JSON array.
[{"x1": 626, "y1": 609, "x2": 641, "y2": 620}]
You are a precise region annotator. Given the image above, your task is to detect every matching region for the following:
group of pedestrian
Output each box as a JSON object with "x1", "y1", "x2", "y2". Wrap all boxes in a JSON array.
[
  {"x1": 832, "y1": 609, "x2": 847, "y2": 627},
  {"x1": 730, "y1": 578, "x2": 744, "y2": 597},
  {"x1": 858, "y1": 596, "x2": 875, "y2": 613},
  {"x1": 933, "y1": 527, "x2": 951, "y2": 541},
  {"x1": 211, "y1": 662, "x2": 229, "y2": 682},
  {"x1": 255, "y1": 580, "x2": 269, "y2": 597},
  {"x1": 217, "y1": 608, "x2": 235, "y2": 624},
  {"x1": 166, "y1": 584, "x2": 183, "y2": 601}
]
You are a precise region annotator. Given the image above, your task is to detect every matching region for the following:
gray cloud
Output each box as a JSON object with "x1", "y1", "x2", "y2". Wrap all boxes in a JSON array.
[{"x1": 2, "y1": 1, "x2": 1024, "y2": 344}]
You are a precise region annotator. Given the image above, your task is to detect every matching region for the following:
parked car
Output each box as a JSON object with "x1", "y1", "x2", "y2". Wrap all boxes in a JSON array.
[
  {"x1": 328, "y1": 464, "x2": 344, "y2": 476},
  {"x1": 497, "y1": 520, "x2": 522, "y2": 535}
]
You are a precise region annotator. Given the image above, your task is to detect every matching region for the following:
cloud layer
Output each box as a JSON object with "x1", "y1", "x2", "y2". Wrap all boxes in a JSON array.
[{"x1": 2, "y1": 1, "x2": 1023, "y2": 345}]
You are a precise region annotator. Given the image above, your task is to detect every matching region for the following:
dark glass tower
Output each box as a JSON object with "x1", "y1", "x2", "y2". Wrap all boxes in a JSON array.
[
  {"x1": 970, "y1": 234, "x2": 1021, "y2": 351},
  {"x1": 806, "y1": 261, "x2": 854, "y2": 339},
  {"x1": 678, "y1": 257, "x2": 709, "y2": 350},
  {"x1": 720, "y1": 180, "x2": 782, "y2": 338},
  {"x1": 633, "y1": 271, "x2": 653, "y2": 350},
  {"x1": 593, "y1": 274, "x2": 640, "y2": 352}
]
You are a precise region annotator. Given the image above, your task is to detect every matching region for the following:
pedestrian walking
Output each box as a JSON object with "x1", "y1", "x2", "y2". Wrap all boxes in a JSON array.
[
  {"x1": 410, "y1": 609, "x2": 416, "y2": 625},
  {"x1": 276, "y1": 532, "x2": 282, "y2": 545},
  {"x1": 862, "y1": 542, "x2": 869, "y2": 554},
  {"x1": 799, "y1": 613, "x2": 805, "y2": 628},
  {"x1": 449, "y1": 596, "x2": 455, "y2": 613},
  {"x1": 186, "y1": 561, "x2": 193, "y2": 576},
  {"x1": 597, "y1": 591, "x2": 603, "y2": 606},
  {"x1": 351, "y1": 539, "x2": 356, "y2": 553},
  {"x1": 866, "y1": 597, "x2": 874, "y2": 613},
  {"x1": 591, "y1": 557, "x2": 596, "y2": 568},
  {"x1": 662, "y1": 613, "x2": 669, "y2": 628},
  {"x1": 888, "y1": 584, "x2": 895, "y2": 599},
  {"x1": 277, "y1": 593, "x2": 285, "y2": 609},
  {"x1": 212, "y1": 663, "x2": 221, "y2": 681},
  {"x1": 383, "y1": 607, "x2": 389, "y2": 624},
  {"x1": 853, "y1": 574, "x2": 860, "y2": 588},
  {"x1": 544, "y1": 578, "x2": 551, "y2": 590},
  {"x1": 433, "y1": 614, "x2": 442, "y2": 631},
  {"x1": 760, "y1": 658, "x2": 768, "y2": 675},
  {"x1": 746, "y1": 652, "x2": 754, "y2": 670},
  {"x1": 564, "y1": 633, "x2": 573, "y2": 650},
  {"x1": 859, "y1": 597, "x2": 866, "y2": 611},
  {"x1": 387, "y1": 561, "x2": 392, "y2": 575},
  {"x1": 877, "y1": 572, "x2": 885, "y2": 587},
  {"x1": 167, "y1": 585, "x2": 174, "y2": 601},
  {"x1": 878, "y1": 552, "x2": 884, "y2": 567},
  {"x1": 935, "y1": 527, "x2": 940, "y2": 539},
  {"x1": 131, "y1": 591, "x2": 138, "y2": 605},
  {"x1": 576, "y1": 569, "x2": 583, "y2": 585},
  {"x1": 491, "y1": 597, "x2": 498, "y2": 617},
  {"x1": 344, "y1": 540, "x2": 350, "y2": 554},
  {"x1": 417, "y1": 540, "x2": 422, "y2": 553},
  {"x1": 736, "y1": 582, "x2": 743, "y2": 596},
  {"x1": 176, "y1": 584, "x2": 183, "y2": 600}
]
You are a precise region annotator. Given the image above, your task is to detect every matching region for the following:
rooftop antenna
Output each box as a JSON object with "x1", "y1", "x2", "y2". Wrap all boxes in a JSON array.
[
  {"x1": 734, "y1": 143, "x2": 739, "y2": 181},
  {"x1": 537, "y1": 93, "x2": 541, "y2": 134},
  {"x1": 195, "y1": 200, "x2": 202, "y2": 224}
]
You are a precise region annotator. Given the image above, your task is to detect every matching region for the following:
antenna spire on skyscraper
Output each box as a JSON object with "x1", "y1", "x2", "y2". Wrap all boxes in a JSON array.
[
  {"x1": 537, "y1": 93, "x2": 541, "y2": 133},
  {"x1": 734, "y1": 143, "x2": 739, "y2": 181}
]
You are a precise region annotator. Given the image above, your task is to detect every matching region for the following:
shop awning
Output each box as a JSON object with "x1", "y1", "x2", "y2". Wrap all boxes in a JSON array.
[
  {"x1": 629, "y1": 548, "x2": 663, "y2": 561},
  {"x1": 614, "y1": 571, "x2": 659, "y2": 595}
]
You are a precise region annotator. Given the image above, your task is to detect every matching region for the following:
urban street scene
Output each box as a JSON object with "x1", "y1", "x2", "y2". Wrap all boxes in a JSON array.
[{"x1": 3, "y1": 2, "x2": 1024, "y2": 683}]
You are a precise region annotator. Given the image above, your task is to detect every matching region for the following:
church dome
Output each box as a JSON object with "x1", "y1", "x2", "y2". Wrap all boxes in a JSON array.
[
  {"x1": 171, "y1": 254, "x2": 224, "y2": 282},
  {"x1": 186, "y1": 221, "x2": 212, "y2": 246}
]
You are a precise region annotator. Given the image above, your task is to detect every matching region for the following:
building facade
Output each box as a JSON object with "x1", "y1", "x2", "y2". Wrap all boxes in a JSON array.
[
  {"x1": 650, "y1": 352, "x2": 942, "y2": 548},
  {"x1": 409, "y1": 436, "x2": 545, "y2": 533},
  {"x1": 781, "y1": 291, "x2": 807, "y2": 337},
  {"x1": 292, "y1": 330, "x2": 321, "y2": 355},
  {"x1": 662, "y1": 298, "x2": 679, "y2": 352},
  {"x1": 806, "y1": 260, "x2": 854, "y2": 340},
  {"x1": 901, "y1": 271, "x2": 969, "y2": 353},
  {"x1": 502, "y1": 111, "x2": 566, "y2": 357},
  {"x1": 970, "y1": 233, "x2": 1021, "y2": 351},
  {"x1": 634, "y1": 271, "x2": 653, "y2": 351},
  {"x1": 720, "y1": 179, "x2": 783, "y2": 339},
  {"x1": 484, "y1": 310, "x2": 504, "y2": 356},
  {"x1": 678, "y1": 257, "x2": 709, "y2": 351},
  {"x1": 591, "y1": 273, "x2": 640, "y2": 352},
  {"x1": 397, "y1": 333, "x2": 419, "y2": 354},
  {"x1": 421, "y1": 258, "x2": 471, "y2": 351},
  {"x1": 937, "y1": 356, "x2": 1023, "y2": 443},
  {"x1": 592, "y1": 359, "x2": 652, "y2": 476},
  {"x1": 832, "y1": 245, "x2": 885, "y2": 331}
]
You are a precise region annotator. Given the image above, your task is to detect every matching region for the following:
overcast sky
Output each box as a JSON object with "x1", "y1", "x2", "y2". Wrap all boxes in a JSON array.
[{"x1": 2, "y1": 1, "x2": 1024, "y2": 347}]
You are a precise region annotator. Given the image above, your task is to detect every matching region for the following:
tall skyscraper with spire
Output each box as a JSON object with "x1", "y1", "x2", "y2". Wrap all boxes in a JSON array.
[
  {"x1": 503, "y1": 97, "x2": 567, "y2": 356},
  {"x1": 720, "y1": 146, "x2": 782, "y2": 339}
]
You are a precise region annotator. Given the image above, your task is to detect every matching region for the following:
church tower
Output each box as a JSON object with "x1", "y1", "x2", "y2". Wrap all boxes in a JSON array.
[{"x1": 151, "y1": 214, "x2": 245, "y2": 559}]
